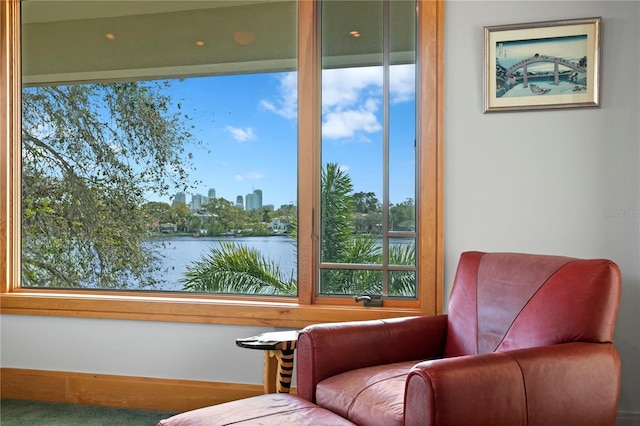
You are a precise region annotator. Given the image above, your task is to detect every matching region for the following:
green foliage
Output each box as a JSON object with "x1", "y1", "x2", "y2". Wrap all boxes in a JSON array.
[
  {"x1": 318, "y1": 235, "x2": 416, "y2": 296},
  {"x1": 321, "y1": 163, "x2": 354, "y2": 263},
  {"x1": 388, "y1": 243, "x2": 417, "y2": 297},
  {"x1": 390, "y1": 198, "x2": 416, "y2": 231},
  {"x1": 21, "y1": 81, "x2": 197, "y2": 288},
  {"x1": 319, "y1": 233, "x2": 381, "y2": 295},
  {"x1": 181, "y1": 242, "x2": 296, "y2": 295},
  {"x1": 352, "y1": 191, "x2": 380, "y2": 213}
]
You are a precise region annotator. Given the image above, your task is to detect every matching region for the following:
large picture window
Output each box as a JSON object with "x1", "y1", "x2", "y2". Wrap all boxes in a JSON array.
[
  {"x1": 21, "y1": 1, "x2": 299, "y2": 295},
  {"x1": 1, "y1": 0, "x2": 443, "y2": 326}
]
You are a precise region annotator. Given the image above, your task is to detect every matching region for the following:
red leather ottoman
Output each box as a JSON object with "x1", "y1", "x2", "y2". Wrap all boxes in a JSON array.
[{"x1": 157, "y1": 394, "x2": 355, "y2": 426}]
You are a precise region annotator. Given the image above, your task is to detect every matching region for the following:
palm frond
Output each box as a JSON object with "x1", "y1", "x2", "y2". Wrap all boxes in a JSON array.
[
  {"x1": 181, "y1": 242, "x2": 296, "y2": 295},
  {"x1": 388, "y1": 243, "x2": 416, "y2": 296}
]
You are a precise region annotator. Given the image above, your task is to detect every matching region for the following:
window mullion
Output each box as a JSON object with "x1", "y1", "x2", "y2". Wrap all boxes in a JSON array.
[
  {"x1": 1, "y1": 0, "x2": 22, "y2": 293},
  {"x1": 297, "y1": 0, "x2": 320, "y2": 305},
  {"x1": 382, "y1": 0, "x2": 390, "y2": 296}
]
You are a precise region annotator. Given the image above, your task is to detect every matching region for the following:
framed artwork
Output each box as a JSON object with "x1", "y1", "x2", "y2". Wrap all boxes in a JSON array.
[{"x1": 484, "y1": 17, "x2": 601, "y2": 112}]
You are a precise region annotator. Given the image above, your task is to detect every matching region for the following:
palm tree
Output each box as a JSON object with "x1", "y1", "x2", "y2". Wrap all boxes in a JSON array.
[
  {"x1": 388, "y1": 243, "x2": 416, "y2": 297},
  {"x1": 321, "y1": 163, "x2": 354, "y2": 263}
]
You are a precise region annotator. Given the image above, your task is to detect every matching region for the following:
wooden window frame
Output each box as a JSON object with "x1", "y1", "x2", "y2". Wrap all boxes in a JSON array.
[{"x1": 0, "y1": 0, "x2": 444, "y2": 328}]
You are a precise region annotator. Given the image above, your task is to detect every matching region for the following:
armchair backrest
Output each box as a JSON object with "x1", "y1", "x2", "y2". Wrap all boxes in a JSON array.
[{"x1": 444, "y1": 251, "x2": 621, "y2": 357}]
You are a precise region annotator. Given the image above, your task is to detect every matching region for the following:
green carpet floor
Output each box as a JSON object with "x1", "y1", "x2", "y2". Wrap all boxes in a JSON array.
[{"x1": 0, "y1": 399, "x2": 177, "y2": 426}]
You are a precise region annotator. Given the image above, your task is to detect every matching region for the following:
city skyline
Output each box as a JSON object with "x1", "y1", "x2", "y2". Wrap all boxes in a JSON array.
[{"x1": 171, "y1": 188, "x2": 281, "y2": 211}]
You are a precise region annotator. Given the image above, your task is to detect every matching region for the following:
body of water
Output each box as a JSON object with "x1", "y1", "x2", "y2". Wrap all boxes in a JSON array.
[
  {"x1": 142, "y1": 235, "x2": 414, "y2": 292},
  {"x1": 502, "y1": 81, "x2": 583, "y2": 98},
  {"x1": 147, "y1": 235, "x2": 297, "y2": 291}
]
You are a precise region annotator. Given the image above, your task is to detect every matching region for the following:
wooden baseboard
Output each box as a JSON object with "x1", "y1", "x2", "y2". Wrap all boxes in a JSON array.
[
  {"x1": 0, "y1": 368, "x2": 266, "y2": 412},
  {"x1": 3, "y1": 368, "x2": 635, "y2": 423}
]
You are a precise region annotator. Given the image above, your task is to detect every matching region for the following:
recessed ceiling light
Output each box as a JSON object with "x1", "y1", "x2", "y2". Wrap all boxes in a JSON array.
[
  {"x1": 349, "y1": 30, "x2": 361, "y2": 38},
  {"x1": 195, "y1": 40, "x2": 205, "y2": 47},
  {"x1": 105, "y1": 33, "x2": 116, "y2": 40},
  {"x1": 233, "y1": 31, "x2": 255, "y2": 46}
]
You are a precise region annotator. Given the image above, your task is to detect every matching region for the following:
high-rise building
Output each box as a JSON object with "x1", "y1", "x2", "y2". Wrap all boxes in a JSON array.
[
  {"x1": 235, "y1": 195, "x2": 244, "y2": 209},
  {"x1": 254, "y1": 189, "x2": 262, "y2": 209},
  {"x1": 191, "y1": 194, "x2": 203, "y2": 210},
  {"x1": 208, "y1": 188, "x2": 216, "y2": 199},
  {"x1": 246, "y1": 192, "x2": 255, "y2": 211},
  {"x1": 245, "y1": 189, "x2": 263, "y2": 211},
  {"x1": 173, "y1": 192, "x2": 186, "y2": 206}
]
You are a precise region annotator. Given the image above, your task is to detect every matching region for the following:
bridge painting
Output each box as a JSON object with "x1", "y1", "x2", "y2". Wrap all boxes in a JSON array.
[
  {"x1": 494, "y1": 35, "x2": 588, "y2": 98},
  {"x1": 484, "y1": 17, "x2": 600, "y2": 112}
]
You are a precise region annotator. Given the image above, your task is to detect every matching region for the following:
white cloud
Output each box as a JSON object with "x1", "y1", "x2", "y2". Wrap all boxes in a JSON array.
[
  {"x1": 226, "y1": 126, "x2": 255, "y2": 142},
  {"x1": 322, "y1": 67, "x2": 383, "y2": 111},
  {"x1": 259, "y1": 72, "x2": 297, "y2": 119},
  {"x1": 390, "y1": 64, "x2": 416, "y2": 104},
  {"x1": 322, "y1": 65, "x2": 415, "y2": 108},
  {"x1": 260, "y1": 100, "x2": 277, "y2": 114},
  {"x1": 262, "y1": 65, "x2": 415, "y2": 141},
  {"x1": 234, "y1": 171, "x2": 265, "y2": 182},
  {"x1": 322, "y1": 98, "x2": 381, "y2": 139}
]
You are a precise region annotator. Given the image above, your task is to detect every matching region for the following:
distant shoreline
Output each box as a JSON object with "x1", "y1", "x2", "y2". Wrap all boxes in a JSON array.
[{"x1": 146, "y1": 233, "x2": 292, "y2": 241}]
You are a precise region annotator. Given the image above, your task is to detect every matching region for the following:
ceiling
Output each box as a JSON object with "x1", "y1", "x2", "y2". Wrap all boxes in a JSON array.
[
  {"x1": 21, "y1": 1, "x2": 271, "y2": 23},
  {"x1": 21, "y1": 0, "x2": 415, "y2": 85}
]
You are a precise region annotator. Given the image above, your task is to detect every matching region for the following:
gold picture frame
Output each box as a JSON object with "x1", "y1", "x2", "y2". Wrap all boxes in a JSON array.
[{"x1": 484, "y1": 17, "x2": 601, "y2": 112}]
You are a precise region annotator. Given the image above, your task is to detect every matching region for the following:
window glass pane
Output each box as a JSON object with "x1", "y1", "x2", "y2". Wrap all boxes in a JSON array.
[
  {"x1": 320, "y1": 0, "x2": 383, "y2": 267},
  {"x1": 321, "y1": 269, "x2": 383, "y2": 296},
  {"x1": 319, "y1": 0, "x2": 416, "y2": 297},
  {"x1": 21, "y1": 1, "x2": 298, "y2": 295},
  {"x1": 389, "y1": 0, "x2": 416, "y2": 234},
  {"x1": 389, "y1": 64, "x2": 416, "y2": 232},
  {"x1": 389, "y1": 270, "x2": 416, "y2": 297}
]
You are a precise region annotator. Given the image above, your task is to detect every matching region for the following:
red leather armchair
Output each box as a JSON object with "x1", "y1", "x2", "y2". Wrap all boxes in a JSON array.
[{"x1": 296, "y1": 251, "x2": 622, "y2": 426}]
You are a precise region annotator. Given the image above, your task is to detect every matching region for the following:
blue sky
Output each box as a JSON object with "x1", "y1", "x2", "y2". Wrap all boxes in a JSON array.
[
  {"x1": 149, "y1": 65, "x2": 417, "y2": 209},
  {"x1": 496, "y1": 35, "x2": 587, "y2": 70}
]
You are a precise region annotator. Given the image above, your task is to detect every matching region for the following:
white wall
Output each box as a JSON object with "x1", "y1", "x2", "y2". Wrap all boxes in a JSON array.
[
  {"x1": 0, "y1": 315, "x2": 274, "y2": 384},
  {"x1": 444, "y1": 0, "x2": 639, "y2": 414},
  {"x1": 1, "y1": 0, "x2": 638, "y2": 417}
]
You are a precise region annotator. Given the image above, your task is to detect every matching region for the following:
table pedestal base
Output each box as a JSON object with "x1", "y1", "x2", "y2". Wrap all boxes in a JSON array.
[{"x1": 264, "y1": 342, "x2": 295, "y2": 393}]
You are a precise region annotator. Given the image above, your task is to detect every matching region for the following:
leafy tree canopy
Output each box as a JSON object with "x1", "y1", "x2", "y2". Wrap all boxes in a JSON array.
[
  {"x1": 353, "y1": 191, "x2": 380, "y2": 213},
  {"x1": 22, "y1": 81, "x2": 198, "y2": 289},
  {"x1": 390, "y1": 198, "x2": 415, "y2": 231}
]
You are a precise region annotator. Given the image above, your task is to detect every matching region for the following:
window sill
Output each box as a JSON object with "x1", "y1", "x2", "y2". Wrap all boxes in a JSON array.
[{"x1": 0, "y1": 290, "x2": 425, "y2": 327}]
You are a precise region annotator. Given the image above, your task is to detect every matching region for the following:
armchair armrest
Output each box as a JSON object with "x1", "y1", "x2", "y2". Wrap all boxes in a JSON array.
[
  {"x1": 404, "y1": 342, "x2": 621, "y2": 426},
  {"x1": 296, "y1": 315, "x2": 448, "y2": 402}
]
